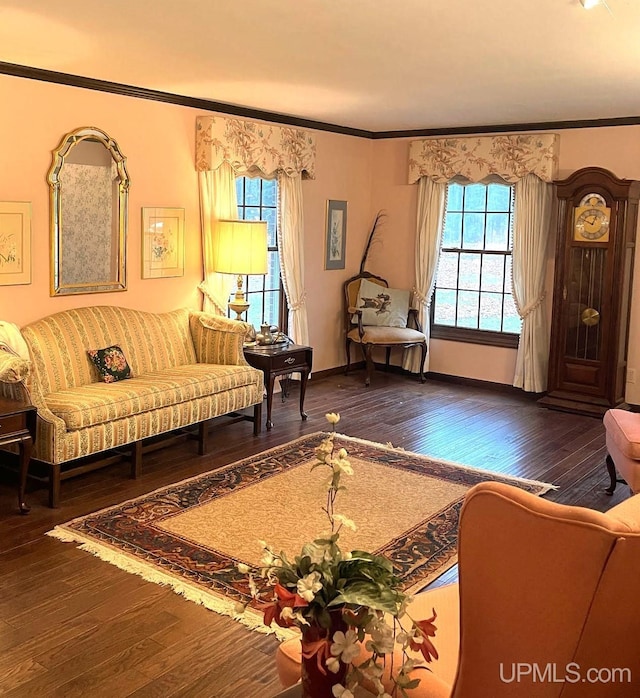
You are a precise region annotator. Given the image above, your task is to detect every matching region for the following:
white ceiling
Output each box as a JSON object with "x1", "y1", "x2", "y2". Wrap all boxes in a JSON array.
[{"x1": 2, "y1": 0, "x2": 640, "y2": 133}]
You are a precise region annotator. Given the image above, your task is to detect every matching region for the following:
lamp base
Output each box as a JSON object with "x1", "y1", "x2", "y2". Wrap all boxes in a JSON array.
[{"x1": 229, "y1": 290, "x2": 249, "y2": 321}]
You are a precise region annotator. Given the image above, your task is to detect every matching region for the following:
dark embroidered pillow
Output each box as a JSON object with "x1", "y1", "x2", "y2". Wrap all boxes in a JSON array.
[{"x1": 87, "y1": 345, "x2": 132, "y2": 383}]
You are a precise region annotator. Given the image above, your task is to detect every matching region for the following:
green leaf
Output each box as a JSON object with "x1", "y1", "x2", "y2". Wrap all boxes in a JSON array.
[{"x1": 328, "y1": 581, "x2": 403, "y2": 614}]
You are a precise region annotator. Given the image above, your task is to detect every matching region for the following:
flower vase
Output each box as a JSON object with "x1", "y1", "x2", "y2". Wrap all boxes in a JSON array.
[{"x1": 300, "y1": 610, "x2": 348, "y2": 698}]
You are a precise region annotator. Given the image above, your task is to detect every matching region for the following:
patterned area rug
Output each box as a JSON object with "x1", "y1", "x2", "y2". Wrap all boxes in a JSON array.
[{"x1": 48, "y1": 432, "x2": 554, "y2": 639}]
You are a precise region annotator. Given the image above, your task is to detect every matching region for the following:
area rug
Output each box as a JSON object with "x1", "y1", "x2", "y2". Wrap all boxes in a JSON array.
[{"x1": 48, "y1": 432, "x2": 554, "y2": 639}]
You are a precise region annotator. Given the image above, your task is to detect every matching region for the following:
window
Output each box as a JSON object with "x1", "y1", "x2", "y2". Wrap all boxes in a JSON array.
[
  {"x1": 432, "y1": 182, "x2": 521, "y2": 347},
  {"x1": 234, "y1": 176, "x2": 287, "y2": 330}
]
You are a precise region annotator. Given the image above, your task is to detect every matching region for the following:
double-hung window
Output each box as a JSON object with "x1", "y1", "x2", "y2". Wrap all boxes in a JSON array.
[
  {"x1": 235, "y1": 176, "x2": 287, "y2": 331},
  {"x1": 432, "y1": 182, "x2": 521, "y2": 348}
]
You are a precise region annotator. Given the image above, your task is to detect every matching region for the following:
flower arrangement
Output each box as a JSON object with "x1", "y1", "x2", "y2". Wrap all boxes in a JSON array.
[{"x1": 238, "y1": 413, "x2": 438, "y2": 698}]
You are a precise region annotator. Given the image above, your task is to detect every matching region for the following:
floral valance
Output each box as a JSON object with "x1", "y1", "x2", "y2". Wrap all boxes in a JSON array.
[
  {"x1": 408, "y1": 133, "x2": 559, "y2": 184},
  {"x1": 196, "y1": 116, "x2": 316, "y2": 179}
]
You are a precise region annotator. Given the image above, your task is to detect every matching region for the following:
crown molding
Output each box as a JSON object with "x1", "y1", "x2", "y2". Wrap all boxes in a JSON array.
[{"x1": 2, "y1": 61, "x2": 640, "y2": 140}]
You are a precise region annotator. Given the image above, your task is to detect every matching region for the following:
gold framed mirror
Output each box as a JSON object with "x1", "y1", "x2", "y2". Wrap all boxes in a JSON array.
[{"x1": 48, "y1": 126, "x2": 130, "y2": 296}]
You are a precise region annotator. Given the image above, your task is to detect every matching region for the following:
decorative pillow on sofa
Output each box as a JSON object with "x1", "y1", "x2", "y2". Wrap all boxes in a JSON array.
[
  {"x1": 87, "y1": 345, "x2": 132, "y2": 383},
  {"x1": 356, "y1": 278, "x2": 410, "y2": 328}
]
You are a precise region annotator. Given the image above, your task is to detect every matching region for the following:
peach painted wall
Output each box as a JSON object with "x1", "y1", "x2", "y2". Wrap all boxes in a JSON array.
[
  {"x1": 4, "y1": 70, "x2": 640, "y2": 388},
  {"x1": 0, "y1": 74, "x2": 374, "y2": 373},
  {"x1": 370, "y1": 126, "x2": 640, "y2": 393}
]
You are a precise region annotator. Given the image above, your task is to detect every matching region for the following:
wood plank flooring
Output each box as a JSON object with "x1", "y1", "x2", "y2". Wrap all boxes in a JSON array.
[{"x1": 0, "y1": 372, "x2": 627, "y2": 697}]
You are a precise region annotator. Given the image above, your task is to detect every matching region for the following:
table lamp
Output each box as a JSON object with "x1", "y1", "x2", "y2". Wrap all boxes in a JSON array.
[{"x1": 212, "y1": 219, "x2": 268, "y2": 320}]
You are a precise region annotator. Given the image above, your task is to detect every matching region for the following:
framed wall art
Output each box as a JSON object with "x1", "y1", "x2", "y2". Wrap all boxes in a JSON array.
[
  {"x1": 325, "y1": 199, "x2": 347, "y2": 270},
  {"x1": 0, "y1": 201, "x2": 31, "y2": 286},
  {"x1": 142, "y1": 207, "x2": 185, "y2": 278}
]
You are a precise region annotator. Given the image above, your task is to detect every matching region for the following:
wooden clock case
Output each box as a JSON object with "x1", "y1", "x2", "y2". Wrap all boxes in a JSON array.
[{"x1": 540, "y1": 167, "x2": 640, "y2": 416}]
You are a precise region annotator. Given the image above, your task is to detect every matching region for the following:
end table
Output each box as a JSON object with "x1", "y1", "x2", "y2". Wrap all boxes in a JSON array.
[
  {"x1": 243, "y1": 343, "x2": 313, "y2": 430},
  {"x1": 0, "y1": 396, "x2": 37, "y2": 514}
]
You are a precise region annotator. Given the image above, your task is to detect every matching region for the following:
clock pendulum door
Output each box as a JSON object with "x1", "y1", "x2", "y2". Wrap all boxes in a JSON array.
[{"x1": 540, "y1": 167, "x2": 640, "y2": 416}]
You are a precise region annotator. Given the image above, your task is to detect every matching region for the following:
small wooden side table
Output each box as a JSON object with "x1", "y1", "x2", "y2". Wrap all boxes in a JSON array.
[
  {"x1": 243, "y1": 343, "x2": 313, "y2": 430},
  {"x1": 0, "y1": 396, "x2": 37, "y2": 514}
]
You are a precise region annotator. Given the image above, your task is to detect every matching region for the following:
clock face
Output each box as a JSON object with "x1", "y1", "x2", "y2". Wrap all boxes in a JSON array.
[
  {"x1": 574, "y1": 194, "x2": 611, "y2": 242},
  {"x1": 578, "y1": 193, "x2": 607, "y2": 208}
]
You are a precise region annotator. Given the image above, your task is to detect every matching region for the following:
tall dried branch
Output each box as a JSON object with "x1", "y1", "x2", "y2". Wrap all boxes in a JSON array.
[{"x1": 359, "y1": 210, "x2": 387, "y2": 274}]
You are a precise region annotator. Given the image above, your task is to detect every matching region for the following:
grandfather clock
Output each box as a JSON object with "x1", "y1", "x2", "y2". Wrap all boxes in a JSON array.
[{"x1": 540, "y1": 167, "x2": 640, "y2": 416}]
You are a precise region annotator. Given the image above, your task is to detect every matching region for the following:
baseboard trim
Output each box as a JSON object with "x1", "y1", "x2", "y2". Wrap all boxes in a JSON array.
[{"x1": 313, "y1": 363, "x2": 537, "y2": 398}]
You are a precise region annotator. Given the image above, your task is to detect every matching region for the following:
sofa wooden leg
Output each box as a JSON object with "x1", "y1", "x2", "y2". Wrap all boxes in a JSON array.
[
  {"x1": 253, "y1": 402, "x2": 262, "y2": 436},
  {"x1": 198, "y1": 420, "x2": 209, "y2": 455},
  {"x1": 130, "y1": 441, "x2": 142, "y2": 479},
  {"x1": 49, "y1": 463, "x2": 61, "y2": 508}
]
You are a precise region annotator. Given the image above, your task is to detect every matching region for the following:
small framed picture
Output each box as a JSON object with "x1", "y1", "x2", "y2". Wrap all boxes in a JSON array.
[
  {"x1": 325, "y1": 200, "x2": 347, "y2": 270},
  {"x1": 0, "y1": 202, "x2": 31, "y2": 286},
  {"x1": 142, "y1": 207, "x2": 185, "y2": 278}
]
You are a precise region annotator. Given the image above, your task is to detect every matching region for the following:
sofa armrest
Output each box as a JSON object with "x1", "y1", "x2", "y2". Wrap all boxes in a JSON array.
[
  {"x1": 0, "y1": 346, "x2": 30, "y2": 383},
  {"x1": 189, "y1": 311, "x2": 252, "y2": 366}
]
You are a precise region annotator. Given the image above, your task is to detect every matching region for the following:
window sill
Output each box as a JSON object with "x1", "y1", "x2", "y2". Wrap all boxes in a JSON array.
[{"x1": 431, "y1": 325, "x2": 519, "y2": 349}]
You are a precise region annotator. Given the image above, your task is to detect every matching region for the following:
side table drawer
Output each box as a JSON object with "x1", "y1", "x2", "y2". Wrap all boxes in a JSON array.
[
  {"x1": 0, "y1": 413, "x2": 27, "y2": 437},
  {"x1": 271, "y1": 353, "x2": 306, "y2": 371}
]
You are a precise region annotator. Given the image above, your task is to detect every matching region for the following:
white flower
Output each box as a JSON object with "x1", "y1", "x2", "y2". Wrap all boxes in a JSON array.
[
  {"x1": 331, "y1": 448, "x2": 353, "y2": 475},
  {"x1": 261, "y1": 550, "x2": 275, "y2": 566},
  {"x1": 325, "y1": 412, "x2": 341, "y2": 424},
  {"x1": 237, "y1": 563, "x2": 250, "y2": 574},
  {"x1": 326, "y1": 656, "x2": 341, "y2": 674},
  {"x1": 366, "y1": 625, "x2": 395, "y2": 655},
  {"x1": 332, "y1": 685, "x2": 354, "y2": 698},
  {"x1": 395, "y1": 630, "x2": 411, "y2": 648},
  {"x1": 280, "y1": 607, "x2": 295, "y2": 622},
  {"x1": 330, "y1": 629, "x2": 361, "y2": 664},
  {"x1": 333, "y1": 513, "x2": 357, "y2": 531},
  {"x1": 296, "y1": 571, "x2": 323, "y2": 602}
]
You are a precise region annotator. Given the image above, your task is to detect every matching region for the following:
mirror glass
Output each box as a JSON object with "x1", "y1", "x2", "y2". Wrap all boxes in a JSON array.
[{"x1": 48, "y1": 127, "x2": 129, "y2": 295}]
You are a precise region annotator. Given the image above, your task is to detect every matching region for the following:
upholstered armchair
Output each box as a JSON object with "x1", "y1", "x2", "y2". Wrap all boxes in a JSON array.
[
  {"x1": 276, "y1": 481, "x2": 640, "y2": 697},
  {"x1": 603, "y1": 408, "x2": 640, "y2": 495},
  {"x1": 344, "y1": 272, "x2": 427, "y2": 387}
]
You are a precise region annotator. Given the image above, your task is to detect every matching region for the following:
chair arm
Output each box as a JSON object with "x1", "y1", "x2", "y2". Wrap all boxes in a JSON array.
[
  {"x1": 408, "y1": 307, "x2": 424, "y2": 333},
  {"x1": 189, "y1": 311, "x2": 252, "y2": 366},
  {"x1": 606, "y1": 492, "x2": 640, "y2": 531},
  {"x1": 347, "y1": 308, "x2": 366, "y2": 339}
]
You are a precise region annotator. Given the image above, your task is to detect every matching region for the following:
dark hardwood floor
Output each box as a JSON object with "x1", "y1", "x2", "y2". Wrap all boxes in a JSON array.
[{"x1": 0, "y1": 371, "x2": 626, "y2": 697}]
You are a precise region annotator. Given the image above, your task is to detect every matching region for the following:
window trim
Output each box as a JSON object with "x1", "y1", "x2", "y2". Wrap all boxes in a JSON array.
[
  {"x1": 431, "y1": 182, "x2": 520, "y2": 347},
  {"x1": 234, "y1": 175, "x2": 288, "y2": 332},
  {"x1": 430, "y1": 318, "x2": 520, "y2": 348}
]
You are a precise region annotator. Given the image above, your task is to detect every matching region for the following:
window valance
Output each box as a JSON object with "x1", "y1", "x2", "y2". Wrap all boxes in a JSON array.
[
  {"x1": 408, "y1": 134, "x2": 558, "y2": 185},
  {"x1": 196, "y1": 116, "x2": 316, "y2": 180}
]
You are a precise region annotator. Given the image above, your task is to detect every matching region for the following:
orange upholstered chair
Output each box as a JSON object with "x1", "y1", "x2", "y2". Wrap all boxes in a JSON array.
[
  {"x1": 603, "y1": 408, "x2": 640, "y2": 495},
  {"x1": 276, "y1": 481, "x2": 640, "y2": 697}
]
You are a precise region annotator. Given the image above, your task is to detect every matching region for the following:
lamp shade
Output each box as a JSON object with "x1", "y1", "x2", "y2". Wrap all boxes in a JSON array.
[{"x1": 212, "y1": 219, "x2": 268, "y2": 275}]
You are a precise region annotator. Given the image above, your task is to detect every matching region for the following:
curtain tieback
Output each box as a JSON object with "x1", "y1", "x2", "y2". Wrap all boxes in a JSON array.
[
  {"x1": 412, "y1": 287, "x2": 429, "y2": 307},
  {"x1": 289, "y1": 294, "x2": 307, "y2": 312},
  {"x1": 517, "y1": 291, "x2": 546, "y2": 319}
]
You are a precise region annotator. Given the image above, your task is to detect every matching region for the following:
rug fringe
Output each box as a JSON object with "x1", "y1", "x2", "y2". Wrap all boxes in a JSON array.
[{"x1": 46, "y1": 527, "x2": 296, "y2": 642}]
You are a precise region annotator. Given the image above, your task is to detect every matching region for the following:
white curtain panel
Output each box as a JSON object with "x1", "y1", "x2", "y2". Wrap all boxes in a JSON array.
[
  {"x1": 402, "y1": 177, "x2": 447, "y2": 373},
  {"x1": 277, "y1": 173, "x2": 309, "y2": 346},
  {"x1": 512, "y1": 174, "x2": 554, "y2": 393},
  {"x1": 198, "y1": 164, "x2": 238, "y2": 314}
]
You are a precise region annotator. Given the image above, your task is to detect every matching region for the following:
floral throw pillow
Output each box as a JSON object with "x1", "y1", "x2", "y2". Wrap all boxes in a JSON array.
[
  {"x1": 87, "y1": 345, "x2": 132, "y2": 383},
  {"x1": 356, "y1": 278, "x2": 410, "y2": 328}
]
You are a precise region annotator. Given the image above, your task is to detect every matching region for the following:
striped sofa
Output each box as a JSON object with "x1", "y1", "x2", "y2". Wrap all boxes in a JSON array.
[{"x1": 0, "y1": 306, "x2": 264, "y2": 506}]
